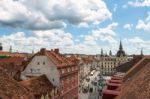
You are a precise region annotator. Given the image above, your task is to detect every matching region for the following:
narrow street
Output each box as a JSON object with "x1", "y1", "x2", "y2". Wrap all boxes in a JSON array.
[{"x1": 79, "y1": 70, "x2": 105, "y2": 99}]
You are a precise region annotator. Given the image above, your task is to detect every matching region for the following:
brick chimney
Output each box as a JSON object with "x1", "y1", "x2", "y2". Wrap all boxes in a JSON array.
[
  {"x1": 54, "y1": 48, "x2": 59, "y2": 54},
  {"x1": 40, "y1": 48, "x2": 46, "y2": 55}
]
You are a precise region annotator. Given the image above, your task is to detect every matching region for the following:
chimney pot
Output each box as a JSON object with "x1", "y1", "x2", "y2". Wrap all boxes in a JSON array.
[
  {"x1": 54, "y1": 48, "x2": 59, "y2": 54},
  {"x1": 40, "y1": 48, "x2": 46, "y2": 55}
]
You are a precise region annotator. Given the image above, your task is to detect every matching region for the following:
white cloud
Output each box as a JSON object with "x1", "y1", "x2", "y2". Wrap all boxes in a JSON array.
[
  {"x1": 123, "y1": 37, "x2": 150, "y2": 54},
  {"x1": 128, "y1": 0, "x2": 150, "y2": 7},
  {"x1": 0, "y1": 0, "x2": 111, "y2": 30},
  {"x1": 0, "y1": 22, "x2": 120, "y2": 55},
  {"x1": 0, "y1": 30, "x2": 75, "y2": 53},
  {"x1": 124, "y1": 24, "x2": 133, "y2": 30},
  {"x1": 91, "y1": 22, "x2": 118, "y2": 43},
  {"x1": 136, "y1": 12, "x2": 150, "y2": 32},
  {"x1": 83, "y1": 22, "x2": 118, "y2": 49}
]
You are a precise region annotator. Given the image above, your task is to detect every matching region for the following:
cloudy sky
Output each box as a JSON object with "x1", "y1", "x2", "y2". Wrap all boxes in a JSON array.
[{"x1": 0, "y1": 0, "x2": 150, "y2": 55}]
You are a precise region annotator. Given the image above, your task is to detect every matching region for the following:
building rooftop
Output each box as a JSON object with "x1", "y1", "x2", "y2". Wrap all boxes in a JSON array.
[
  {"x1": 19, "y1": 75, "x2": 57, "y2": 98},
  {"x1": 28, "y1": 48, "x2": 76, "y2": 69},
  {"x1": 0, "y1": 67, "x2": 35, "y2": 99},
  {"x1": 116, "y1": 56, "x2": 150, "y2": 99},
  {"x1": 116, "y1": 55, "x2": 143, "y2": 73}
]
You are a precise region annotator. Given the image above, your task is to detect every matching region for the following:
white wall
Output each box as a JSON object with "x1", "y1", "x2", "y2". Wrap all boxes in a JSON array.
[{"x1": 21, "y1": 56, "x2": 60, "y2": 87}]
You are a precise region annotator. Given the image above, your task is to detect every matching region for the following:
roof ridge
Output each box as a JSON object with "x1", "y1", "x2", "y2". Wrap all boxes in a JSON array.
[
  {"x1": 123, "y1": 56, "x2": 150, "y2": 82},
  {"x1": 45, "y1": 51, "x2": 60, "y2": 66}
]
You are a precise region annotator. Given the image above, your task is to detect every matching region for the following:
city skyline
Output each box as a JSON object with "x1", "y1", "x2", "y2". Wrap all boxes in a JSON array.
[{"x1": 0, "y1": 0, "x2": 150, "y2": 55}]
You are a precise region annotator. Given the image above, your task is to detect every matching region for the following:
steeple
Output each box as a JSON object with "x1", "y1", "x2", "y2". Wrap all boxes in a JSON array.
[
  {"x1": 32, "y1": 50, "x2": 34, "y2": 54},
  {"x1": 101, "y1": 48, "x2": 104, "y2": 57},
  {"x1": 119, "y1": 41, "x2": 123, "y2": 50},
  {"x1": 109, "y1": 50, "x2": 112, "y2": 56},
  {"x1": 9, "y1": 46, "x2": 12, "y2": 53},
  {"x1": 116, "y1": 41, "x2": 126, "y2": 57},
  {"x1": 141, "y1": 49, "x2": 143, "y2": 56}
]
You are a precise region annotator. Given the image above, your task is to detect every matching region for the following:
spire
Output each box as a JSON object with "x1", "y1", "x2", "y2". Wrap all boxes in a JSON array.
[
  {"x1": 101, "y1": 48, "x2": 104, "y2": 57},
  {"x1": 119, "y1": 41, "x2": 123, "y2": 50},
  {"x1": 9, "y1": 46, "x2": 12, "y2": 53},
  {"x1": 116, "y1": 41, "x2": 126, "y2": 57},
  {"x1": 32, "y1": 50, "x2": 34, "y2": 54},
  {"x1": 141, "y1": 49, "x2": 143, "y2": 56},
  {"x1": 105, "y1": 51, "x2": 108, "y2": 57},
  {"x1": 109, "y1": 50, "x2": 112, "y2": 56}
]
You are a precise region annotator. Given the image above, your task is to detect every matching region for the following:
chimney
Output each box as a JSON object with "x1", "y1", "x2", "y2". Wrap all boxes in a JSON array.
[
  {"x1": 54, "y1": 48, "x2": 59, "y2": 54},
  {"x1": 40, "y1": 48, "x2": 46, "y2": 55}
]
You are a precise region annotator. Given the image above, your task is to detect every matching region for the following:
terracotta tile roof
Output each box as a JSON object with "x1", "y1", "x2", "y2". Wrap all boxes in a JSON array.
[
  {"x1": 103, "y1": 90, "x2": 120, "y2": 95},
  {"x1": 116, "y1": 56, "x2": 150, "y2": 99},
  {"x1": 0, "y1": 57, "x2": 25, "y2": 66},
  {"x1": 66, "y1": 55, "x2": 79, "y2": 63},
  {"x1": 107, "y1": 82, "x2": 122, "y2": 86},
  {"x1": 111, "y1": 77, "x2": 122, "y2": 80},
  {"x1": 81, "y1": 57, "x2": 93, "y2": 63},
  {"x1": 0, "y1": 51, "x2": 10, "y2": 56},
  {"x1": 0, "y1": 67, "x2": 35, "y2": 99},
  {"x1": 19, "y1": 75, "x2": 57, "y2": 98},
  {"x1": 109, "y1": 80, "x2": 122, "y2": 84},
  {"x1": 11, "y1": 53, "x2": 33, "y2": 58},
  {"x1": 28, "y1": 48, "x2": 76, "y2": 69},
  {"x1": 0, "y1": 57, "x2": 26, "y2": 80}
]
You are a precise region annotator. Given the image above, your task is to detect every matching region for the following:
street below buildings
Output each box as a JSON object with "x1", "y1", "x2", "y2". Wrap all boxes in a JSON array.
[{"x1": 79, "y1": 70, "x2": 107, "y2": 99}]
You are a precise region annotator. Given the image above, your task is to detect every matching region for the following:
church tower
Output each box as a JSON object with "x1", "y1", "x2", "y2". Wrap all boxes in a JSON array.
[
  {"x1": 101, "y1": 48, "x2": 104, "y2": 57},
  {"x1": 109, "y1": 50, "x2": 112, "y2": 56},
  {"x1": 141, "y1": 49, "x2": 144, "y2": 56},
  {"x1": 116, "y1": 41, "x2": 126, "y2": 57},
  {"x1": 9, "y1": 46, "x2": 12, "y2": 53}
]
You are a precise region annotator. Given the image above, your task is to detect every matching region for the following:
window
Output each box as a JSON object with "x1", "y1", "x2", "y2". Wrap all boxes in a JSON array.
[
  {"x1": 37, "y1": 69, "x2": 40, "y2": 73},
  {"x1": 72, "y1": 67, "x2": 74, "y2": 71},
  {"x1": 30, "y1": 68, "x2": 33, "y2": 73},
  {"x1": 52, "y1": 78, "x2": 55, "y2": 82},
  {"x1": 67, "y1": 68, "x2": 70, "y2": 72},
  {"x1": 43, "y1": 62, "x2": 45, "y2": 65},
  {"x1": 62, "y1": 69, "x2": 65, "y2": 74},
  {"x1": 37, "y1": 62, "x2": 40, "y2": 65}
]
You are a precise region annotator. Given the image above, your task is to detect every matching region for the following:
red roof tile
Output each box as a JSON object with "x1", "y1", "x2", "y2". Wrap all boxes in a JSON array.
[
  {"x1": 0, "y1": 57, "x2": 25, "y2": 66},
  {"x1": 0, "y1": 67, "x2": 35, "y2": 99},
  {"x1": 116, "y1": 56, "x2": 150, "y2": 99},
  {"x1": 109, "y1": 80, "x2": 122, "y2": 84},
  {"x1": 28, "y1": 48, "x2": 76, "y2": 69},
  {"x1": 20, "y1": 75, "x2": 56, "y2": 98},
  {"x1": 103, "y1": 90, "x2": 120, "y2": 95}
]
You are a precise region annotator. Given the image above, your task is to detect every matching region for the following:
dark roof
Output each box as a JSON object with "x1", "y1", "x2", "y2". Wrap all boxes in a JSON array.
[
  {"x1": 0, "y1": 67, "x2": 35, "y2": 99},
  {"x1": 116, "y1": 55, "x2": 143, "y2": 73},
  {"x1": 19, "y1": 75, "x2": 56, "y2": 97},
  {"x1": 116, "y1": 56, "x2": 150, "y2": 99}
]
